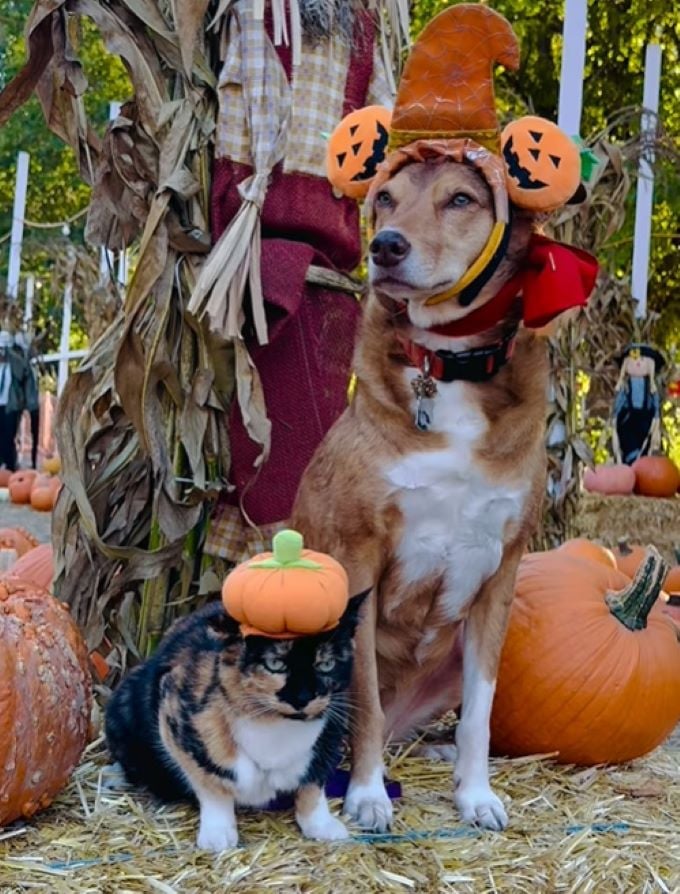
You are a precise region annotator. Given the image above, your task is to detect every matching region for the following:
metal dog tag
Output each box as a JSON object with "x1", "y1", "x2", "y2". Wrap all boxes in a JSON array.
[{"x1": 411, "y1": 358, "x2": 438, "y2": 431}]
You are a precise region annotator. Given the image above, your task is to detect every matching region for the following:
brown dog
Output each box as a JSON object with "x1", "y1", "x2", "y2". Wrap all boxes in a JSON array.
[{"x1": 291, "y1": 159, "x2": 548, "y2": 832}]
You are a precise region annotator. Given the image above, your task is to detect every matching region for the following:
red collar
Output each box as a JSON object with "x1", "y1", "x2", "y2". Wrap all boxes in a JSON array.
[
  {"x1": 394, "y1": 235, "x2": 598, "y2": 383},
  {"x1": 428, "y1": 234, "x2": 599, "y2": 338}
]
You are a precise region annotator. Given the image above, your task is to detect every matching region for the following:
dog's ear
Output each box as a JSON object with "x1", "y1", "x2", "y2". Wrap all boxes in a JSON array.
[
  {"x1": 326, "y1": 106, "x2": 391, "y2": 200},
  {"x1": 501, "y1": 116, "x2": 584, "y2": 213}
]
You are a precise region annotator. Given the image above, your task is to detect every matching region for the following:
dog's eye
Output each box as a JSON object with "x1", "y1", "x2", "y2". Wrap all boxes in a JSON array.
[
  {"x1": 447, "y1": 193, "x2": 473, "y2": 208},
  {"x1": 375, "y1": 190, "x2": 393, "y2": 208}
]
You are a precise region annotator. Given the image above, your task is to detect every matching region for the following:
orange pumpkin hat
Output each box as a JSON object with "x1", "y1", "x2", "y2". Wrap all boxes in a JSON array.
[
  {"x1": 222, "y1": 530, "x2": 349, "y2": 638},
  {"x1": 327, "y1": 4, "x2": 588, "y2": 219}
]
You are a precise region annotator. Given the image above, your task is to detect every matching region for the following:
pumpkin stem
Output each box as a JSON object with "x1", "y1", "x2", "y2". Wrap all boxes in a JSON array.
[
  {"x1": 251, "y1": 530, "x2": 324, "y2": 570},
  {"x1": 606, "y1": 546, "x2": 668, "y2": 631}
]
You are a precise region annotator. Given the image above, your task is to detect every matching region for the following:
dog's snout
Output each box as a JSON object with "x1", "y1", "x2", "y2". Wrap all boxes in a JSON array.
[{"x1": 369, "y1": 230, "x2": 411, "y2": 268}]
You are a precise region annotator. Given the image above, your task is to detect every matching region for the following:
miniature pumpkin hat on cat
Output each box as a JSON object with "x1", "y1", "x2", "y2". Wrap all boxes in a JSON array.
[{"x1": 222, "y1": 530, "x2": 349, "y2": 638}]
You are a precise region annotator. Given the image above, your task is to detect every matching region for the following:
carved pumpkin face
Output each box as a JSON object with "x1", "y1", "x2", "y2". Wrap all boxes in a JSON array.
[
  {"x1": 501, "y1": 116, "x2": 582, "y2": 212},
  {"x1": 326, "y1": 105, "x2": 392, "y2": 199}
]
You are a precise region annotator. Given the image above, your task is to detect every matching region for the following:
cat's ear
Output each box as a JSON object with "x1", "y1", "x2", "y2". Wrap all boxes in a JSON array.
[
  {"x1": 208, "y1": 604, "x2": 243, "y2": 639},
  {"x1": 337, "y1": 587, "x2": 371, "y2": 637}
]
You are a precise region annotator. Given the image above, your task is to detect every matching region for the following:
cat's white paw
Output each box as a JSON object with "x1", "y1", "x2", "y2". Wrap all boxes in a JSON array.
[
  {"x1": 454, "y1": 784, "x2": 508, "y2": 831},
  {"x1": 299, "y1": 811, "x2": 349, "y2": 842},
  {"x1": 196, "y1": 819, "x2": 239, "y2": 853},
  {"x1": 344, "y1": 773, "x2": 392, "y2": 832}
]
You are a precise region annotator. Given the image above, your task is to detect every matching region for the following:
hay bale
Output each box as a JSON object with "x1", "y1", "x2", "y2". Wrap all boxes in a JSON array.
[
  {"x1": 0, "y1": 732, "x2": 678, "y2": 893},
  {"x1": 574, "y1": 493, "x2": 680, "y2": 562}
]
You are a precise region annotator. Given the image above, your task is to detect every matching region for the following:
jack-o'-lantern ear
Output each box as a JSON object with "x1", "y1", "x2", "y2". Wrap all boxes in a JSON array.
[
  {"x1": 501, "y1": 116, "x2": 582, "y2": 212},
  {"x1": 326, "y1": 105, "x2": 392, "y2": 199}
]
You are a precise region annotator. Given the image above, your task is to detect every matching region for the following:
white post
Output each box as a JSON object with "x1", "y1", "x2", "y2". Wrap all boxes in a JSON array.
[
  {"x1": 117, "y1": 249, "x2": 129, "y2": 287},
  {"x1": 57, "y1": 246, "x2": 76, "y2": 396},
  {"x1": 631, "y1": 43, "x2": 662, "y2": 320},
  {"x1": 24, "y1": 275, "x2": 35, "y2": 326},
  {"x1": 557, "y1": 0, "x2": 588, "y2": 136},
  {"x1": 7, "y1": 151, "x2": 30, "y2": 300}
]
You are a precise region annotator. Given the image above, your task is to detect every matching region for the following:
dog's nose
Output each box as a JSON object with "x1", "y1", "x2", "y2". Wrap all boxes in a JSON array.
[{"x1": 369, "y1": 230, "x2": 411, "y2": 267}]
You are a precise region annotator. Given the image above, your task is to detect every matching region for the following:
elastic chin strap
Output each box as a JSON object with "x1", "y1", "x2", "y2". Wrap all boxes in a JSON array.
[{"x1": 425, "y1": 216, "x2": 512, "y2": 307}]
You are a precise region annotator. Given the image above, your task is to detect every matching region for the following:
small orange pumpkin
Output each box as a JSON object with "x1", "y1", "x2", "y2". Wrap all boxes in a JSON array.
[
  {"x1": 557, "y1": 538, "x2": 617, "y2": 569},
  {"x1": 0, "y1": 527, "x2": 39, "y2": 557},
  {"x1": 491, "y1": 547, "x2": 680, "y2": 764},
  {"x1": 0, "y1": 469, "x2": 11, "y2": 487},
  {"x1": 326, "y1": 105, "x2": 392, "y2": 199},
  {"x1": 8, "y1": 469, "x2": 38, "y2": 504},
  {"x1": 30, "y1": 475, "x2": 60, "y2": 512},
  {"x1": 501, "y1": 116, "x2": 582, "y2": 212},
  {"x1": 8, "y1": 543, "x2": 54, "y2": 590},
  {"x1": 583, "y1": 463, "x2": 635, "y2": 496},
  {"x1": 222, "y1": 530, "x2": 349, "y2": 637},
  {"x1": 0, "y1": 579, "x2": 92, "y2": 825},
  {"x1": 632, "y1": 455, "x2": 680, "y2": 498}
]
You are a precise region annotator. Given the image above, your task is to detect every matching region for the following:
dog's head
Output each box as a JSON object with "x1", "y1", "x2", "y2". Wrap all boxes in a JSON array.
[{"x1": 367, "y1": 159, "x2": 533, "y2": 329}]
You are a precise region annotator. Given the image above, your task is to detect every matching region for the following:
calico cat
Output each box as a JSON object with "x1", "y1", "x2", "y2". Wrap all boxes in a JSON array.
[{"x1": 105, "y1": 593, "x2": 367, "y2": 851}]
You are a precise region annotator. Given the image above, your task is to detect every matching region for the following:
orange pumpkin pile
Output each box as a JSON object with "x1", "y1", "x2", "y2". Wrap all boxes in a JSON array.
[
  {"x1": 0, "y1": 578, "x2": 92, "y2": 825},
  {"x1": 222, "y1": 529, "x2": 349, "y2": 637},
  {"x1": 491, "y1": 544, "x2": 680, "y2": 765},
  {"x1": 4, "y1": 466, "x2": 62, "y2": 512},
  {"x1": 585, "y1": 455, "x2": 680, "y2": 499}
]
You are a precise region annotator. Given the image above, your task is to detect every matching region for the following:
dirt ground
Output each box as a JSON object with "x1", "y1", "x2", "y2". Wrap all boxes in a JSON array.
[{"x1": 0, "y1": 500, "x2": 52, "y2": 544}]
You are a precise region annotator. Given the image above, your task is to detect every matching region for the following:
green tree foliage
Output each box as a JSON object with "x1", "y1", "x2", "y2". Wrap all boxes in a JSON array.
[
  {"x1": 0, "y1": 0, "x2": 130, "y2": 353},
  {"x1": 412, "y1": 0, "x2": 680, "y2": 350},
  {"x1": 1, "y1": 0, "x2": 678, "y2": 354}
]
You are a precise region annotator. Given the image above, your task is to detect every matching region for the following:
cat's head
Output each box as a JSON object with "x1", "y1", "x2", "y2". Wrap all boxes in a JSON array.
[{"x1": 227, "y1": 589, "x2": 369, "y2": 722}]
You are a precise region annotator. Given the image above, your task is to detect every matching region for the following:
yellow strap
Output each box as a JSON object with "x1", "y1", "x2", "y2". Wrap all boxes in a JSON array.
[{"x1": 424, "y1": 221, "x2": 506, "y2": 306}]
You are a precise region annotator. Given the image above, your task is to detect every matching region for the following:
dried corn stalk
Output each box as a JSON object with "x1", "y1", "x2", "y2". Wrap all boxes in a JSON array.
[{"x1": 0, "y1": 0, "x2": 408, "y2": 681}]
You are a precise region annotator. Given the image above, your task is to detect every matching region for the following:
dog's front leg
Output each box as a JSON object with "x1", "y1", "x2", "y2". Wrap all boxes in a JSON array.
[
  {"x1": 344, "y1": 587, "x2": 392, "y2": 832},
  {"x1": 454, "y1": 543, "x2": 524, "y2": 831}
]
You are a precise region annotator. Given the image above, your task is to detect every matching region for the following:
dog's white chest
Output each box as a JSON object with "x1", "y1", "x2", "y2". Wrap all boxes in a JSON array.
[
  {"x1": 230, "y1": 717, "x2": 323, "y2": 806},
  {"x1": 384, "y1": 376, "x2": 527, "y2": 620}
]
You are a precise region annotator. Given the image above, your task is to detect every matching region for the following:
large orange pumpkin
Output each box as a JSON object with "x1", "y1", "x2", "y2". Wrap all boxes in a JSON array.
[
  {"x1": 8, "y1": 543, "x2": 54, "y2": 590},
  {"x1": 491, "y1": 547, "x2": 680, "y2": 764},
  {"x1": 0, "y1": 527, "x2": 39, "y2": 557},
  {"x1": 632, "y1": 455, "x2": 680, "y2": 498},
  {"x1": 0, "y1": 579, "x2": 92, "y2": 824},
  {"x1": 8, "y1": 470, "x2": 38, "y2": 505},
  {"x1": 222, "y1": 529, "x2": 349, "y2": 637},
  {"x1": 326, "y1": 105, "x2": 392, "y2": 199},
  {"x1": 557, "y1": 538, "x2": 616, "y2": 569},
  {"x1": 501, "y1": 116, "x2": 582, "y2": 212}
]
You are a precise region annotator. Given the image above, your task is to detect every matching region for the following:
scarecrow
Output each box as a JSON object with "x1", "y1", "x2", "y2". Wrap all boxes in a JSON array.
[
  {"x1": 195, "y1": 0, "x2": 407, "y2": 564},
  {"x1": 612, "y1": 343, "x2": 665, "y2": 465}
]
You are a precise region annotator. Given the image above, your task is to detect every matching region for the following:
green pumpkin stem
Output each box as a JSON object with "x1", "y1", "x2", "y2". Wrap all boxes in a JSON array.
[
  {"x1": 252, "y1": 529, "x2": 324, "y2": 571},
  {"x1": 606, "y1": 545, "x2": 668, "y2": 631}
]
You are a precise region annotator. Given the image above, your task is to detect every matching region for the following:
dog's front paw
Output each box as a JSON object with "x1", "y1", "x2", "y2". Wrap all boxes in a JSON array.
[
  {"x1": 299, "y1": 812, "x2": 350, "y2": 842},
  {"x1": 454, "y1": 784, "x2": 508, "y2": 831},
  {"x1": 196, "y1": 819, "x2": 239, "y2": 853},
  {"x1": 344, "y1": 776, "x2": 393, "y2": 832}
]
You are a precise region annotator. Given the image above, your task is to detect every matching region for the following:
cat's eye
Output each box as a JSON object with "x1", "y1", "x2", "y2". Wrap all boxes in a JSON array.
[
  {"x1": 263, "y1": 656, "x2": 287, "y2": 673},
  {"x1": 316, "y1": 656, "x2": 336, "y2": 673}
]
